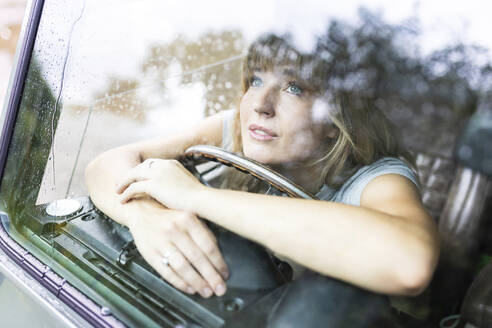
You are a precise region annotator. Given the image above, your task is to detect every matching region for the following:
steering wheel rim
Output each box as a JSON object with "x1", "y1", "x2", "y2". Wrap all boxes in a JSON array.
[{"x1": 183, "y1": 145, "x2": 317, "y2": 200}]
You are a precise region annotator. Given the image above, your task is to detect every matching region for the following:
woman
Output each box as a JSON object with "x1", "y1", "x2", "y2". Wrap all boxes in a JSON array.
[{"x1": 85, "y1": 34, "x2": 439, "y2": 301}]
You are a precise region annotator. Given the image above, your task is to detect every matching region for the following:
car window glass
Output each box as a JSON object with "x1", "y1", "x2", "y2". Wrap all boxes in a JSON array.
[{"x1": 1, "y1": 0, "x2": 491, "y2": 327}]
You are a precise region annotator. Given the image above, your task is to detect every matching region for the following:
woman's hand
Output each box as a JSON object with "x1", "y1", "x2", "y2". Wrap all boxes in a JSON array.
[
  {"x1": 126, "y1": 202, "x2": 229, "y2": 298},
  {"x1": 116, "y1": 159, "x2": 229, "y2": 297},
  {"x1": 116, "y1": 159, "x2": 203, "y2": 211}
]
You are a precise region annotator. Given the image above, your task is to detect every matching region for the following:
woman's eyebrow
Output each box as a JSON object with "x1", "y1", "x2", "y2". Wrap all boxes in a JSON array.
[
  {"x1": 281, "y1": 68, "x2": 298, "y2": 77},
  {"x1": 280, "y1": 68, "x2": 311, "y2": 83},
  {"x1": 280, "y1": 69, "x2": 312, "y2": 86}
]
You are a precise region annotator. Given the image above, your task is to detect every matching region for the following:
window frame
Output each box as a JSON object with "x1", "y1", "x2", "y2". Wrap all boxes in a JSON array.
[{"x1": 0, "y1": 1, "x2": 128, "y2": 327}]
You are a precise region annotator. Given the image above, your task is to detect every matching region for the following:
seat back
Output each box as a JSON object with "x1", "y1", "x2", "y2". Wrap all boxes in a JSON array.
[
  {"x1": 430, "y1": 166, "x2": 490, "y2": 319},
  {"x1": 415, "y1": 153, "x2": 457, "y2": 221},
  {"x1": 393, "y1": 153, "x2": 490, "y2": 323}
]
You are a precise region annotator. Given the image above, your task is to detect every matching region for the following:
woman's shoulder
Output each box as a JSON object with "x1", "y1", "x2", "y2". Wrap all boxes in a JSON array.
[
  {"x1": 319, "y1": 157, "x2": 420, "y2": 206},
  {"x1": 351, "y1": 157, "x2": 419, "y2": 185}
]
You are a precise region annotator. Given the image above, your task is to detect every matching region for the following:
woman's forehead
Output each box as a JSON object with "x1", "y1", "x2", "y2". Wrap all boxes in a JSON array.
[{"x1": 251, "y1": 66, "x2": 309, "y2": 80}]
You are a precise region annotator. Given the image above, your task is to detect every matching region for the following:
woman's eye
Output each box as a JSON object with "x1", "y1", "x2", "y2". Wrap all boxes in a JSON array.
[
  {"x1": 250, "y1": 76, "x2": 263, "y2": 87},
  {"x1": 286, "y1": 82, "x2": 303, "y2": 95}
]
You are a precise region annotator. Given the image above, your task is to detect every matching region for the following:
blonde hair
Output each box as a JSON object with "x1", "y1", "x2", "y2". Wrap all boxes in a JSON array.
[{"x1": 227, "y1": 34, "x2": 415, "y2": 189}]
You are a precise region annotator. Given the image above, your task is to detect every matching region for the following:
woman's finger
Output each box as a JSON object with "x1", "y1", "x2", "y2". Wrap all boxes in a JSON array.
[
  {"x1": 172, "y1": 231, "x2": 227, "y2": 297},
  {"x1": 190, "y1": 220, "x2": 229, "y2": 280},
  {"x1": 160, "y1": 247, "x2": 213, "y2": 298},
  {"x1": 140, "y1": 158, "x2": 160, "y2": 169},
  {"x1": 147, "y1": 249, "x2": 195, "y2": 295},
  {"x1": 118, "y1": 181, "x2": 150, "y2": 203},
  {"x1": 115, "y1": 166, "x2": 149, "y2": 194}
]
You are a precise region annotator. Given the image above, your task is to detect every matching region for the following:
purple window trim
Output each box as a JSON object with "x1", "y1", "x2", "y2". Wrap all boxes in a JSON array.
[
  {"x1": 0, "y1": 0, "x2": 44, "y2": 184},
  {"x1": 0, "y1": 213, "x2": 126, "y2": 328}
]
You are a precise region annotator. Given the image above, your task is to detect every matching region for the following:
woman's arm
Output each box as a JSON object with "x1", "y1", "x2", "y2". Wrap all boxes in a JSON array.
[
  {"x1": 118, "y1": 162, "x2": 439, "y2": 296},
  {"x1": 85, "y1": 113, "x2": 230, "y2": 297},
  {"x1": 194, "y1": 175, "x2": 439, "y2": 296},
  {"x1": 85, "y1": 113, "x2": 224, "y2": 226}
]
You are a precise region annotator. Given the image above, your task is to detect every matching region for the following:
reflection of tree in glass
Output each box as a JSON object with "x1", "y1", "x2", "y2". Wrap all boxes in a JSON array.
[
  {"x1": 82, "y1": 11, "x2": 490, "y2": 156},
  {"x1": 141, "y1": 30, "x2": 245, "y2": 116},
  {"x1": 92, "y1": 78, "x2": 146, "y2": 122},
  {"x1": 315, "y1": 8, "x2": 492, "y2": 156}
]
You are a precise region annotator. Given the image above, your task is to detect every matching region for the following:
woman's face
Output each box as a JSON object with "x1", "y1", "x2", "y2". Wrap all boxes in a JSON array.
[{"x1": 240, "y1": 69, "x2": 333, "y2": 165}]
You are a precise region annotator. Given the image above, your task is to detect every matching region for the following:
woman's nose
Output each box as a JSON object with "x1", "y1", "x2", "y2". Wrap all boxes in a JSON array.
[{"x1": 254, "y1": 88, "x2": 277, "y2": 117}]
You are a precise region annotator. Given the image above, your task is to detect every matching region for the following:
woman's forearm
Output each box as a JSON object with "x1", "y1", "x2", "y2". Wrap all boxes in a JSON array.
[
  {"x1": 86, "y1": 113, "x2": 225, "y2": 226},
  {"x1": 189, "y1": 186, "x2": 438, "y2": 295},
  {"x1": 85, "y1": 147, "x2": 146, "y2": 227}
]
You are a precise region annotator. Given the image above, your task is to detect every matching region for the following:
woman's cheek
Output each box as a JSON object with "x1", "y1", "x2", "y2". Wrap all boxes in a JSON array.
[{"x1": 287, "y1": 129, "x2": 319, "y2": 160}]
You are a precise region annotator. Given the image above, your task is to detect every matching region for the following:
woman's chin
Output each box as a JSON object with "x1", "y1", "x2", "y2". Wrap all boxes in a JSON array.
[
  {"x1": 243, "y1": 149, "x2": 276, "y2": 165},
  {"x1": 244, "y1": 149, "x2": 317, "y2": 169}
]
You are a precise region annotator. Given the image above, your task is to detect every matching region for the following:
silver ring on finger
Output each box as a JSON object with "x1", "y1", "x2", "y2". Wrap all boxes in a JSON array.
[
  {"x1": 162, "y1": 250, "x2": 172, "y2": 266},
  {"x1": 148, "y1": 159, "x2": 155, "y2": 169}
]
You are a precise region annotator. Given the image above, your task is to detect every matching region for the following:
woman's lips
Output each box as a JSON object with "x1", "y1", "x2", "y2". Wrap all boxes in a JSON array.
[{"x1": 248, "y1": 124, "x2": 277, "y2": 141}]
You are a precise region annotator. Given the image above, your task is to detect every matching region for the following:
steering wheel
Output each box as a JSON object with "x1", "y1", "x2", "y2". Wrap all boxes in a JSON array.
[
  {"x1": 182, "y1": 144, "x2": 317, "y2": 288},
  {"x1": 182, "y1": 145, "x2": 317, "y2": 200}
]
